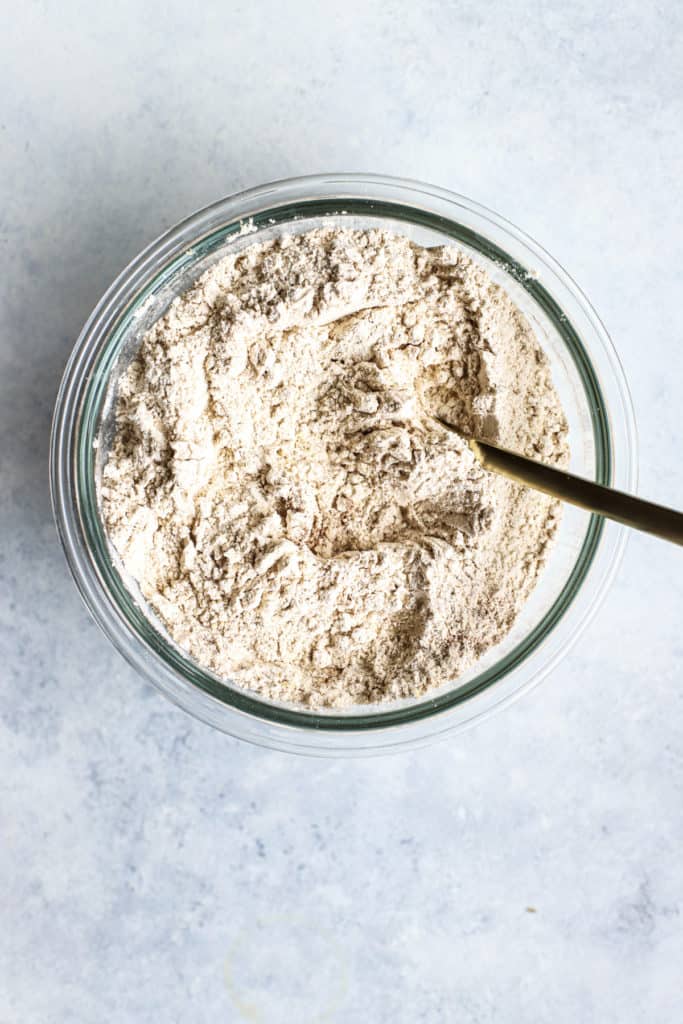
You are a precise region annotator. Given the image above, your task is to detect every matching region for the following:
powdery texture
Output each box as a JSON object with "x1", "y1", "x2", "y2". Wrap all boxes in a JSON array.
[{"x1": 100, "y1": 228, "x2": 568, "y2": 707}]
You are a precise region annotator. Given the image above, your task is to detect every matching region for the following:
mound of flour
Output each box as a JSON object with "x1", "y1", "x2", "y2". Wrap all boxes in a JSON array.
[{"x1": 100, "y1": 228, "x2": 568, "y2": 707}]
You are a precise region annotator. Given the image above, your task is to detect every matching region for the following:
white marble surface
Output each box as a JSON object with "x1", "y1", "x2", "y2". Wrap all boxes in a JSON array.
[{"x1": 2, "y1": 2, "x2": 682, "y2": 1020}]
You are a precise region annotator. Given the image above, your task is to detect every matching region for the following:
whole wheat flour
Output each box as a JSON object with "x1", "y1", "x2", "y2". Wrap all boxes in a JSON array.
[{"x1": 100, "y1": 228, "x2": 568, "y2": 707}]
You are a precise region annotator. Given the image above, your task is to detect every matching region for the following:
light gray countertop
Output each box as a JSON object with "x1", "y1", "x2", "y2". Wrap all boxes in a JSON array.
[{"x1": 2, "y1": 3, "x2": 682, "y2": 1021}]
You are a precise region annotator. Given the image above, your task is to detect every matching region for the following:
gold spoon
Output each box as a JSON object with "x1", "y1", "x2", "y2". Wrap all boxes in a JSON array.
[{"x1": 433, "y1": 416, "x2": 683, "y2": 547}]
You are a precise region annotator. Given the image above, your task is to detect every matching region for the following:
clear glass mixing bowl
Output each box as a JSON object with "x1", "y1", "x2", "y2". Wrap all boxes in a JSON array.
[{"x1": 50, "y1": 174, "x2": 637, "y2": 755}]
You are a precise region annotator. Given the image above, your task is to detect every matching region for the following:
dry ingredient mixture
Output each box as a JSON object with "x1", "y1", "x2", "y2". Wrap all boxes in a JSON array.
[{"x1": 100, "y1": 228, "x2": 568, "y2": 707}]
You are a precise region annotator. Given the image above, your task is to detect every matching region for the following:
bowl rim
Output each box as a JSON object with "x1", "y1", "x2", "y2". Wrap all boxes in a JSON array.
[{"x1": 49, "y1": 173, "x2": 637, "y2": 755}]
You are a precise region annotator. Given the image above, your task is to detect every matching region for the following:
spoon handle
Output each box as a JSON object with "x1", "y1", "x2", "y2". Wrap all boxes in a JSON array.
[{"x1": 470, "y1": 438, "x2": 683, "y2": 547}]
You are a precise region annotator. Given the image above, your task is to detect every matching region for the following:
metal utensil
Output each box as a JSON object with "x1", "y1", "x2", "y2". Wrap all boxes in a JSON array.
[{"x1": 434, "y1": 417, "x2": 683, "y2": 547}]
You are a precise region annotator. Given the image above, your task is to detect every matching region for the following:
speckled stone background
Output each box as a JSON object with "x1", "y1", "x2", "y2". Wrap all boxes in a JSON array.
[{"x1": 2, "y1": 3, "x2": 682, "y2": 1021}]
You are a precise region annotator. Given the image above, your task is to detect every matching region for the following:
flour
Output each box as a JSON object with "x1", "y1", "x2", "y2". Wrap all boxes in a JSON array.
[{"x1": 99, "y1": 228, "x2": 568, "y2": 707}]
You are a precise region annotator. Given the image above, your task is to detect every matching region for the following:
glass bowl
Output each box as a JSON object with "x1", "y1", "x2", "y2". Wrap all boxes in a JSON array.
[{"x1": 50, "y1": 174, "x2": 637, "y2": 756}]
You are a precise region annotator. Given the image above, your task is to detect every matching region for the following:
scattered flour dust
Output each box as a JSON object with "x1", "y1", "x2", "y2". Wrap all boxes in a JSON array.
[{"x1": 99, "y1": 228, "x2": 568, "y2": 708}]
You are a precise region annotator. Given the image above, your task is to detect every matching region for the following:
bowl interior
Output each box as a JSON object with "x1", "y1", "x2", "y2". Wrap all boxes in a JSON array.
[{"x1": 78, "y1": 198, "x2": 608, "y2": 730}]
